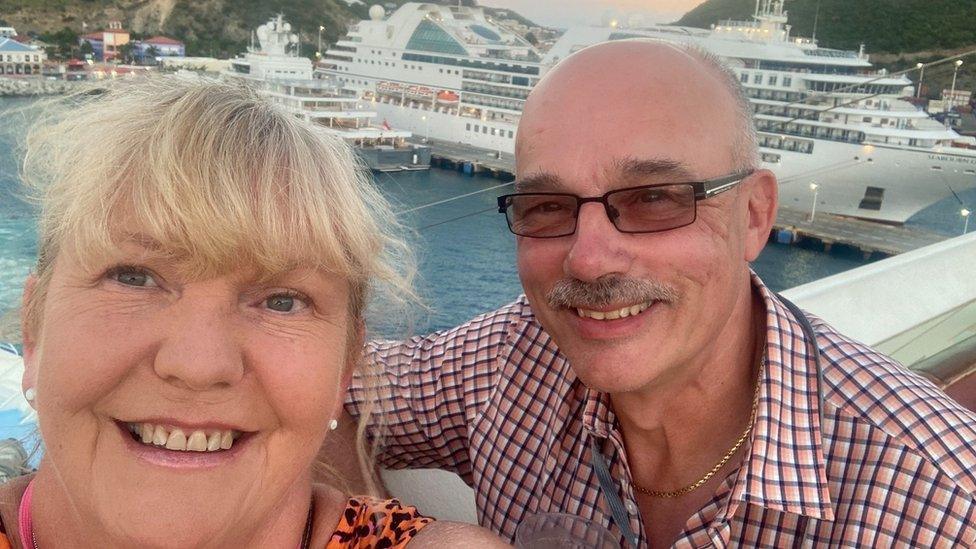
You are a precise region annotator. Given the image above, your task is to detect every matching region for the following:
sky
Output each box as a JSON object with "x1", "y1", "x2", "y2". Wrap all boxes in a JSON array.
[{"x1": 479, "y1": 0, "x2": 708, "y2": 28}]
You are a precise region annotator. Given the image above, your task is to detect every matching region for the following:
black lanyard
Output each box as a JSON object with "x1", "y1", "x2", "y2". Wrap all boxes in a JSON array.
[{"x1": 588, "y1": 295, "x2": 824, "y2": 549}]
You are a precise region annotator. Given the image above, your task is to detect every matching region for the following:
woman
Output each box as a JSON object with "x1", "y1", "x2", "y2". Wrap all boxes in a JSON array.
[{"x1": 0, "y1": 76, "x2": 508, "y2": 548}]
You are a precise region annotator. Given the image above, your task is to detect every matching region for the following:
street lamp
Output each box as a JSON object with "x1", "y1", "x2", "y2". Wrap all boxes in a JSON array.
[
  {"x1": 947, "y1": 59, "x2": 963, "y2": 127},
  {"x1": 808, "y1": 182, "x2": 819, "y2": 222},
  {"x1": 915, "y1": 62, "x2": 924, "y2": 99},
  {"x1": 963, "y1": 208, "x2": 972, "y2": 235},
  {"x1": 421, "y1": 114, "x2": 429, "y2": 142},
  {"x1": 317, "y1": 25, "x2": 325, "y2": 59}
]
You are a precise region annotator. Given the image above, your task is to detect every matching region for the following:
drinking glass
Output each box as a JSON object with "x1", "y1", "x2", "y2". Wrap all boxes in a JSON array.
[{"x1": 514, "y1": 512, "x2": 619, "y2": 549}]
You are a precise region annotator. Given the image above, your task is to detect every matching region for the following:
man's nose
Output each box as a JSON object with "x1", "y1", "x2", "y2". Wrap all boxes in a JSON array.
[
  {"x1": 152, "y1": 297, "x2": 245, "y2": 392},
  {"x1": 564, "y1": 202, "x2": 632, "y2": 282}
]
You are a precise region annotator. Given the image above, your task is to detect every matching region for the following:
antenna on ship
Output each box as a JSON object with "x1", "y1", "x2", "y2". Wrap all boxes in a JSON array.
[{"x1": 811, "y1": 0, "x2": 821, "y2": 43}]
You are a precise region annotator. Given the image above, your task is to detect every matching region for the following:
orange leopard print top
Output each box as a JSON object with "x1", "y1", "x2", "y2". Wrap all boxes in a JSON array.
[
  {"x1": 327, "y1": 497, "x2": 434, "y2": 548},
  {"x1": 0, "y1": 495, "x2": 432, "y2": 548}
]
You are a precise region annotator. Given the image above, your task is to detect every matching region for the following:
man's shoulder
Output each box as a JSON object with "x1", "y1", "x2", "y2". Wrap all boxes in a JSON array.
[
  {"x1": 812, "y1": 317, "x2": 976, "y2": 496},
  {"x1": 368, "y1": 295, "x2": 542, "y2": 359}
]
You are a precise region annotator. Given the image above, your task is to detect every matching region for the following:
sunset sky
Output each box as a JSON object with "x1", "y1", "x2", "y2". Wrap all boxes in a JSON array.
[{"x1": 481, "y1": 0, "x2": 709, "y2": 27}]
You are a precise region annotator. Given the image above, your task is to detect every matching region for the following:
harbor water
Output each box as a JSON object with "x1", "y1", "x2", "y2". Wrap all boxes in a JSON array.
[{"x1": 1, "y1": 96, "x2": 974, "y2": 336}]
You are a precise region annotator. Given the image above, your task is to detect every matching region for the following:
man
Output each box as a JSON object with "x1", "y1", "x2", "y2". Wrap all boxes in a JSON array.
[{"x1": 339, "y1": 41, "x2": 976, "y2": 547}]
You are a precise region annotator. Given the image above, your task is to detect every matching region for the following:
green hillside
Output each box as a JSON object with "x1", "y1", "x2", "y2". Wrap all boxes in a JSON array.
[
  {"x1": 0, "y1": 0, "x2": 362, "y2": 58},
  {"x1": 677, "y1": 0, "x2": 976, "y2": 54}
]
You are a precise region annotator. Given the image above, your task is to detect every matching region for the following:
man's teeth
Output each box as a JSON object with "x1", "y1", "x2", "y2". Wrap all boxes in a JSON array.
[
  {"x1": 576, "y1": 302, "x2": 650, "y2": 320},
  {"x1": 130, "y1": 423, "x2": 239, "y2": 452}
]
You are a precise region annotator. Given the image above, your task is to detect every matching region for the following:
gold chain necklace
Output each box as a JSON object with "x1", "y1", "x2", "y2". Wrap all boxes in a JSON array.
[{"x1": 631, "y1": 356, "x2": 765, "y2": 499}]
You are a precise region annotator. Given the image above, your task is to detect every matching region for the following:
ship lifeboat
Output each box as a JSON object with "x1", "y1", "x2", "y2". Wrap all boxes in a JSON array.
[
  {"x1": 436, "y1": 90, "x2": 460, "y2": 104},
  {"x1": 406, "y1": 85, "x2": 434, "y2": 100},
  {"x1": 377, "y1": 81, "x2": 403, "y2": 94}
]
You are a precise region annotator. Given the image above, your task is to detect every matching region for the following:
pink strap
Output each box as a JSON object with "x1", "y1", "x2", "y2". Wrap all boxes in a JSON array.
[{"x1": 18, "y1": 479, "x2": 34, "y2": 548}]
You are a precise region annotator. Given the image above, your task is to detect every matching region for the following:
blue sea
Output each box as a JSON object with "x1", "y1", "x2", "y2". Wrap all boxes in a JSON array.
[{"x1": 2, "y1": 96, "x2": 975, "y2": 336}]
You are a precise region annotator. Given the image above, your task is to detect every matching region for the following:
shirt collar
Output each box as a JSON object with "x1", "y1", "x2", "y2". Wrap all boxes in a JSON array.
[{"x1": 729, "y1": 272, "x2": 835, "y2": 521}]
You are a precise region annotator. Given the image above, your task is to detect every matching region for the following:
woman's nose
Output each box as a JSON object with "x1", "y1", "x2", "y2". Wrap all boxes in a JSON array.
[{"x1": 152, "y1": 294, "x2": 245, "y2": 392}]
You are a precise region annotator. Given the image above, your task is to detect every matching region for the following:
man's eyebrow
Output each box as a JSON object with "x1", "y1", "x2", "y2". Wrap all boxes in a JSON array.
[
  {"x1": 514, "y1": 172, "x2": 565, "y2": 193},
  {"x1": 614, "y1": 158, "x2": 697, "y2": 181}
]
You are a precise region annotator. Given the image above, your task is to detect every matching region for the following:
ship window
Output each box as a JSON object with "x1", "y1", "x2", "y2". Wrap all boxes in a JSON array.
[
  {"x1": 466, "y1": 123, "x2": 471, "y2": 131},
  {"x1": 931, "y1": 165, "x2": 943, "y2": 170},
  {"x1": 474, "y1": 125, "x2": 479, "y2": 132},
  {"x1": 753, "y1": 74, "x2": 762, "y2": 84},
  {"x1": 406, "y1": 20, "x2": 467, "y2": 55},
  {"x1": 768, "y1": 75, "x2": 777, "y2": 86},
  {"x1": 740, "y1": 73, "x2": 748, "y2": 83},
  {"x1": 965, "y1": 169, "x2": 975, "y2": 175},
  {"x1": 470, "y1": 24, "x2": 501, "y2": 42},
  {"x1": 858, "y1": 186, "x2": 885, "y2": 210},
  {"x1": 783, "y1": 77, "x2": 792, "y2": 87},
  {"x1": 508, "y1": 130, "x2": 514, "y2": 138},
  {"x1": 483, "y1": 126, "x2": 488, "y2": 134}
]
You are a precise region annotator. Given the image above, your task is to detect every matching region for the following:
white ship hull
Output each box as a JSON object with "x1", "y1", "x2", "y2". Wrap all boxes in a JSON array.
[
  {"x1": 772, "y1": 140, "x2": 976, "y2": 223},
  {"x1": 376, "y1": 98, "x2": 976, "y2": 223}
]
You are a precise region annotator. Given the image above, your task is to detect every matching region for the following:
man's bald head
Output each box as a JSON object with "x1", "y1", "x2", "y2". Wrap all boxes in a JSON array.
[{"x1": 517, "y1": 40, "x2": 758, "y2": 175}]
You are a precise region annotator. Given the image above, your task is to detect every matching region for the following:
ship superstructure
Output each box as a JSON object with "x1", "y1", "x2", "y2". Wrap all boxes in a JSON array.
[
  {"x1": 318, "y1": 3, "x2": 538, "y2": 154},
  {"x1": 320, "y1": 1, "x2": 976, "y2": 222},
  {"x1": 226, "y1": 15, "x2": 428, "y2": 171}
]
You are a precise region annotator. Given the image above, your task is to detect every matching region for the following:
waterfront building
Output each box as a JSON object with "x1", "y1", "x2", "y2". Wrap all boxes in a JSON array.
[
  {"x1": 79, "y1": 22, "x2": 130, "y2": 62},
  {"x1": 134, "y1": 36, "x2": 186, "y2": 63},
  {"x1": 0, "y1": 28, "x2": 15, "y2": 39},
  {"x1": 0, "y1": 38, "x2": 45, "y2": 76}
]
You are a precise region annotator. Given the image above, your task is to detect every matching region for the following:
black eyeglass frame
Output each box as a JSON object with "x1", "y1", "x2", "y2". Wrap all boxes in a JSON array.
[{"x1": 496, "y1": 170, "x2": 755, "y2": 238}]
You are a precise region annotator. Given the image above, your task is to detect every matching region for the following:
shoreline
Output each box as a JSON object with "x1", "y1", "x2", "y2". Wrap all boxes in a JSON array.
[{"x1": 0, "y1": 77, "x2": 79, "y2": 97}]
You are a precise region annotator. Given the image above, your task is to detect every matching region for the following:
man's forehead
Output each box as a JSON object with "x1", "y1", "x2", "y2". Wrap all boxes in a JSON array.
[{"x1": 515, "y1": 157, "x2": 698, "y2": 193}]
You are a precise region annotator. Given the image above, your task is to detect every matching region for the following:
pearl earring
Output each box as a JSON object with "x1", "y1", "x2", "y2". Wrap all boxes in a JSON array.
[
  {"x1": 328, "y1": 419, "x2": 338, "y2": 431},
  {"x1": 24, "y1": 388, "x2": 36, "y2": 402}
]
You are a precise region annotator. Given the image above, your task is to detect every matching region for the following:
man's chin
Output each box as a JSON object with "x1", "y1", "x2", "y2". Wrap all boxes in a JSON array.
[{"x1": 563, "y1": 349, "x2": 663, "y2": 394}]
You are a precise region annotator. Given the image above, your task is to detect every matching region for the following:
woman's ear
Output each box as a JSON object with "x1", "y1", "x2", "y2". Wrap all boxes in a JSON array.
[{"x1": 21, "y1": 275, "x2": 40, "y2": 396}]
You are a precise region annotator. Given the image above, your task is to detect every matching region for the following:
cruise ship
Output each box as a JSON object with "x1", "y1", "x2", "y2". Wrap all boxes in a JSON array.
[
  {"x1": 226, "y1": 15, "x2": 430, "y2": 171},
  {"x1": 318, "y1": 1, "x2": 976, "y2": 223}
]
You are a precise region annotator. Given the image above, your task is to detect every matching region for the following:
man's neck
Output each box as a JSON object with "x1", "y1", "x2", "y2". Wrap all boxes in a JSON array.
[{"x1": 610, "y1": 286, "x2": 766, "y2": 491}]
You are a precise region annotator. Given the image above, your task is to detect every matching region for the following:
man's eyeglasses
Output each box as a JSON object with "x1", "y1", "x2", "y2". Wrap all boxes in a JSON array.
[{"x1": 497, "y1": 171, "x2": 754, "y2": 238}]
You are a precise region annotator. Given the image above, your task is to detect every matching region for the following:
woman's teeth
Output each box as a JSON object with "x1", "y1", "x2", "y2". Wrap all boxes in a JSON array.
[
  {"x1": 129, "y1": 423, "x2": 238, "y2": 452},
  {"x1": 576, "y1": 302, "x2": 651, "y2": 320}
]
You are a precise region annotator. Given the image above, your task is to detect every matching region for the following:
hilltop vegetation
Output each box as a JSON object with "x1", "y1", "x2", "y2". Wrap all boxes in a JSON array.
[
  {"x1": 0, "y1": 0, "x2": 543, "y2": 59},
  {"x1": 677, "y1": 0, "x2": 976, "y2": 54}
]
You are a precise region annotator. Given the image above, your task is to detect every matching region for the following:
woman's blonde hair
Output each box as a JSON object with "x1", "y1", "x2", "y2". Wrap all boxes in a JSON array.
[{"x1": 19, "y1": 74, "x2": 414, "y2": 494}]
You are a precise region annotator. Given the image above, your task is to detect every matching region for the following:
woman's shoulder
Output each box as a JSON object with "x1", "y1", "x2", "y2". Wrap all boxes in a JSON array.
[{"x1": 326, "y1": 496, "x2": 433, "y2": 548}]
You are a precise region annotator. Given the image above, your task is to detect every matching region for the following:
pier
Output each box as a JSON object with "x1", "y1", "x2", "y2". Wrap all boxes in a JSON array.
[
  {"x1": 772, "y1": 208, "x2": 947, "y2": 258},
  {"x1": 421, "y1": 138, "x2": 951, "y2": 258}
]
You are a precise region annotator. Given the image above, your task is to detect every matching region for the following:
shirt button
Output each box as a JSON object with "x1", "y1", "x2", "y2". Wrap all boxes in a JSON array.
[{"x1": 625, "y1": 500, "x2": 639, "y2": 515}]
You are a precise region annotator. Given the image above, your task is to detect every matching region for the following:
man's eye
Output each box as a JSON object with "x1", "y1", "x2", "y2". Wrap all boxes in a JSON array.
[
  {"x1": 108, "y1": 267, "x2": 158, "y2": 288},
  {"x1": 264, "y1": 292, "x2": 309, "y2": 313}
]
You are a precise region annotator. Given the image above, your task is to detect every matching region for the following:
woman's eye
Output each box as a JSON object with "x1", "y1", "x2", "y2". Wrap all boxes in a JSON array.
[
  {"x1": 108, "y1": 267, "x2": 158, "y2": 288},
  {"x1": 264, "y1": 293, "x2": 309, "y2": 313}
]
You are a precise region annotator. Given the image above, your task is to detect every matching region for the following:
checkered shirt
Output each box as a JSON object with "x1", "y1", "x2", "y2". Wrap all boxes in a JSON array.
[{"x1": 346, "y1": 274, "x2": 976, "y2": 547}]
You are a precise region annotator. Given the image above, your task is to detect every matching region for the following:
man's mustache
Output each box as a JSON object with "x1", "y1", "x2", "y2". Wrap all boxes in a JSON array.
[{"x1": 546, "y1": 276, "x2": 679, "y2": 309}]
